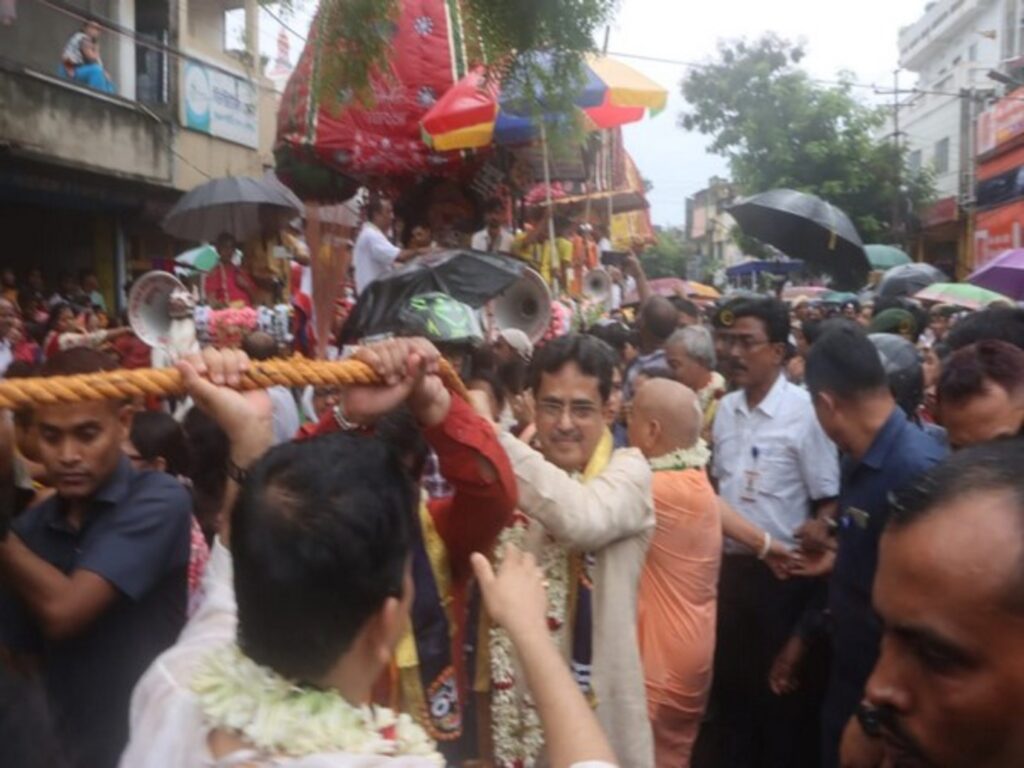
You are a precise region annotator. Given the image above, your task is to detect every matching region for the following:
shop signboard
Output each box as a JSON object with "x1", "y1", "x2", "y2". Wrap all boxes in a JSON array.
[
  {"x1": 977, "y1": 86, "x2": 1024, "y2": 157},
  {"x1": 974, "y1": 202, "x2": 1024, "y2": 268},
  {"x1": 182, "y1": 59, "x2": 259, "y2": 149}
]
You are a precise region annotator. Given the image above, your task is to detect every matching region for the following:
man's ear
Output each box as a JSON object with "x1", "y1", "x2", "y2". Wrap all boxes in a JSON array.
[
  {"x1": 771, "y1": 341, "x2": 787, "y2": 364},
  {"x1": 815, "y1": 391, "x2": 838, "y2": 417},
  {"x1": 648, "y1": 417, "x2": 662, "y2": 446},
  {"x1": 117, "y1": 403, "x2": 134, "y2": 433},
  {"x1": 370, "y1": 596, "x2": 407, "y2": 668}
]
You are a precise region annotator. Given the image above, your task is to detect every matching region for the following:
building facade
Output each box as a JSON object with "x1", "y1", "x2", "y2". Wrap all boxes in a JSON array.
[
  {"x1": 895, "y1": 0, "x2": 1009, "y2": 275},
  {"x1": 0, "y1": 0, "x2": 281, "y2": 311},
  {"x1": 686, "y1": 176, "x2": 744, "y2": 276},
  {"x1": 974, "y1": 83, "x2": 1024, "y2": 267}
]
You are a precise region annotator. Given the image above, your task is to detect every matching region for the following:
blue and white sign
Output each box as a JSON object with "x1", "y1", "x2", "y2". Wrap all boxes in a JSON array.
[{"x1": 182, "y1": 60, "x2": 258, "y2": 149}]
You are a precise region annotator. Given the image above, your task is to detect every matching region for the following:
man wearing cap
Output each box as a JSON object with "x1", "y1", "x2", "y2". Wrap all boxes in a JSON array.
[
  {"x1": 494, "y1": 328, "x2": 533, "y2": 365},
  {"x1": 868, "y1": 308, "x2": 918, "y2": 342},
  {"x1": 696, "y1": 297, "x2": 840, "y2": 768}
]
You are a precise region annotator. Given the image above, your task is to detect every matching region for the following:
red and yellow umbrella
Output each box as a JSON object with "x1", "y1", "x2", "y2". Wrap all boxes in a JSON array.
[{"x1": 421, "y1": 53, "x2": 668, "y2": 152}]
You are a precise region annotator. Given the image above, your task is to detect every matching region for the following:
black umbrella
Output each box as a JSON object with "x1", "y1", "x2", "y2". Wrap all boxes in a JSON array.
[
  {"x1": 163, "y1": 176, "x2": 304, "y2": 243},
  {"x1": 727, "y1": 189, "x2": 870, "y2": 290},
  {"x1": 341, "y1": 249, "x2": 526, "y2": 343},
  {"x1": 876, "y1": 263, "x2": 948, "y2": 298}
]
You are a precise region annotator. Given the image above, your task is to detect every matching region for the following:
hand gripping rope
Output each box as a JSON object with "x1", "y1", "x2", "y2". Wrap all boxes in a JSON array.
[{"x1": 0, "y1": 357, "x2": 468, "y2": 410}]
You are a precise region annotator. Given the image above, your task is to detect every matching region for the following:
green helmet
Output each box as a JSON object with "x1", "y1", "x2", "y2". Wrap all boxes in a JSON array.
[{"x1": 398, "y1": 292, "x2": 483, "y2": 346}]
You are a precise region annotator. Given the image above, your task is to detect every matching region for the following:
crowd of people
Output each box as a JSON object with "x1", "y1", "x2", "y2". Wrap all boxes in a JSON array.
[{"x1": 1, "y1": 196, "x2": 1024, "y2": 768}]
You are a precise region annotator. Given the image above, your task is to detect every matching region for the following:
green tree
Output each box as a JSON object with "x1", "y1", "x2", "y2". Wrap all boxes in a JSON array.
[
  {"x1": 680, "y1": 34, "x2": 933, "y2": 244},
  {"x1": 640, "y1": 227, "x2": 699, "y2": 279}
]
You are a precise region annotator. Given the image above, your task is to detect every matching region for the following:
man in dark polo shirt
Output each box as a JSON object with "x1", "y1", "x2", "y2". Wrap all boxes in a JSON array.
[
  {"x1": 0, "y1": 348, "x2": 191, "y2": 768},
  {"x1": 796, "y1": 325, "x2": 946, "y2": 768}
]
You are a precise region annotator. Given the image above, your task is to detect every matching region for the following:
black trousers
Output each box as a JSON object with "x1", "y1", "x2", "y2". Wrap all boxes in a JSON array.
[{"x1": 692, "y1": 555, "x2": 828, "y2": 768}]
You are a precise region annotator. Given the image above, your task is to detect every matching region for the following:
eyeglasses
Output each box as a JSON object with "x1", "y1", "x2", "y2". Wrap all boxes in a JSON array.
[
  {"x1": 536, "y1": 399, "x2": 602, "y2": 423},
  {"x1": 718, "y1": 333, "x2": 772, "y2": 352}
]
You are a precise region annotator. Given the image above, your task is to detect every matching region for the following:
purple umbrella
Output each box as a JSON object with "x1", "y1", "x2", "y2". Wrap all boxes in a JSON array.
[{"x1": 968, "y1": 249, "x2": 1024, "y2": 301}]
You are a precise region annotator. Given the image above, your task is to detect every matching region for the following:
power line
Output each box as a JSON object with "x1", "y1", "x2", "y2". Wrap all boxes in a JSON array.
[
  {"x1": 259, "y1": 4, "x2": 309, "y2": 44},
  {"x1": 607, "y1": 49, "x2": 1024, "y2": 103}
]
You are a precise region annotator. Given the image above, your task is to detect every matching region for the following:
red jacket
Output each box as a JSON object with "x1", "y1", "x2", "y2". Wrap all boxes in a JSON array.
[{"x1": 298, "y1": 395, "x2": 517, "y2": 696}]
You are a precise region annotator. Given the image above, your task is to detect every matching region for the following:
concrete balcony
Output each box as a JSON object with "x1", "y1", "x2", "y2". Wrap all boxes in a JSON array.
[
  {"x1": 899, "y1": 0, "x2": 990, "y2": 71},
  {"x1": 0, "y1": 61, "x2": 173, "y2": 186}
]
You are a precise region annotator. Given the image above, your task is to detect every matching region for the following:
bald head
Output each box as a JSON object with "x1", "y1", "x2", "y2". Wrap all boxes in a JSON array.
[
  {"x1": 629, "y1": 378, "x2": 702, "y2": 458},
  {"x1": 639, "y1": 296, "x2": 679, "y2": 349}
]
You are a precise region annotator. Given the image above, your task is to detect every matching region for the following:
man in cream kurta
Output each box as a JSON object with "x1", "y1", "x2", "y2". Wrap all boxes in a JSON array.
[{"x1": 496, "y1": 334, "x2": 655, "y2": 768}]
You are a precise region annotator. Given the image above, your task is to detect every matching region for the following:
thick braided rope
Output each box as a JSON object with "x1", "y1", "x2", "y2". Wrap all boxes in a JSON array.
[{"x1": 0, "y1": 357, "x2": 468, "y2": 410}]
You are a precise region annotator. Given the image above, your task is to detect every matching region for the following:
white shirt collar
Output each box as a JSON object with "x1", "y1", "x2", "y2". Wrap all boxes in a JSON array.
[{"x1": 735, "y1": 370, "x2": 788, "y2": 419}]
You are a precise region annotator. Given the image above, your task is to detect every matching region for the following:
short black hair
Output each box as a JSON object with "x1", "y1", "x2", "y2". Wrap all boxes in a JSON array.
[
  {"x1": 805, "y1": 324, "x2": 888, "y2": 399},
  {"x1": 530, "y1": 333, "x2": 616, "y2": 403},
  {"x1": 365, "y1": 196, "x2": 391, "y2": 222},
  {"x1": 374, "y1": 406, "x2": 429, "y2": 481},
  {"x1": 728, "y1": 297, "x2": 791, "y2": 344},
  {"x1": 40, "y1": 346, "x2": 117, "y2": 377},
  {"x1": 483, "y1": 197, "x2": 504, "y2": 214},
  {"x1": 45, "y1": 302, "x2": 74, "y2": 335},
  {"x1": 669, "y1": 296, "x2": 700, "y2": 319},
  {"x1": 129, "y1": 411, "x2": 190, "y2": 476},
  {"x1": 182, "y1": 407, "x2": 229, "y2": 541},
  {"x1": 586, "y1": 322, "x2": 631, "y2": 363},
  {"x1": 468, "y1": 368, "x2": 508, "y2": 412},
  {"x1": 800, "y1": 319, "x2": 824, "y2": 345},
  {"x1": 497, "y1": 356, "x2": 528, "y2": 396},
  {"x1": 947, "y1": 307, "x2": 1024, "y2": 351},
  {"x1": 241, "y1": 331, "x2": 279, "y2": 361},
  {"x1": 232, "y1": 433, "x2": 415, "y2": 682},
  {"x1": 889, "y1": 438, "x2": 1024, "y2": 613},
  {"x1": 938, "y1": 340, "x2": 1024, "y2": 406},
  {"x1": 638, "y1": 296, "x2": 678, "y2": 342}
]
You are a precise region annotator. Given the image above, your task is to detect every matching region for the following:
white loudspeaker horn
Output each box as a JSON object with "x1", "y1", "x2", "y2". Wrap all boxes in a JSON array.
[
  {"x1": 583, "y1": 267, "x2": 612, "y2": 303},
  {"x1": 128, "y1": 271, "x2": 199, "y2": 361},
  {"x1": 493, "y1": 267, "x2": 552, "y2": 344}
]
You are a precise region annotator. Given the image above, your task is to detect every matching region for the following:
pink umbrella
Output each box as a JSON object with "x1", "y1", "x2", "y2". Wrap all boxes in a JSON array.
[
  {"x1": 969, "y1": 248, "x2": 1024, "y2": 301},
  {"x1": 782, "y1": 285, "x2": 830, "y2": 301}
]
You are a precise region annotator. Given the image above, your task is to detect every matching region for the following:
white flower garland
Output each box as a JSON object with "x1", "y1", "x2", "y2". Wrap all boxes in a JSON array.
[
  {"x1": 648, "y1": 439, "x2": 711, "y2": 473},
  {"x1": 192, "y1": 644, "x2": 443, "y2": 765},
  {"x1": 490, "y1": 515, "x2": 571, "y2": 768}
]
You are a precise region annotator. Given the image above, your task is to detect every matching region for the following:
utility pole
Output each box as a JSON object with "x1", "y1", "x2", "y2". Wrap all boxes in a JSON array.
[{"x1": 892, "y1": 68, "x2": 903, "y2": 245}]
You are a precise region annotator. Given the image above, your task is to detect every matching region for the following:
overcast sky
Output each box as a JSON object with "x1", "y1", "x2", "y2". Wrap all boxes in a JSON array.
[{"x1": 263, "y1": 0, "x2": 930, "y2": 226}]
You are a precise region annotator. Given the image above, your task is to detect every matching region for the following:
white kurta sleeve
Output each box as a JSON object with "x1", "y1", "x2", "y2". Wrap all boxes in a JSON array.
[{"x1": 498, "y1": 433, "x2": 653, "y2": 551}]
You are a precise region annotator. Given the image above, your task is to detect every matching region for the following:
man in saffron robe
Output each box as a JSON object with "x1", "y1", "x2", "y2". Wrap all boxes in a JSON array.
[{"x1": 629, "y1": 379, "x2": 721, "y2": 768}]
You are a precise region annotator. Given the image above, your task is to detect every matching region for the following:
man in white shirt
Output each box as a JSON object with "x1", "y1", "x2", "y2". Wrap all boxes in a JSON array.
[
  {"x1": 471, "y1": 198, "x2": 515, "y2": 254},
  {"x1": 352, "y1": 198, "x2": 424, "y2": 294},
  {"x1": 696, "y1": 297, "x2": 840, "y2": 768}
]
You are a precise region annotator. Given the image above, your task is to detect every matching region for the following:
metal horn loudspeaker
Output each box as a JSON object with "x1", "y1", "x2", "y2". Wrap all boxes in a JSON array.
[
  {"x1": 583, "y1": 267, "x2": 612, "y2": 302},
  {"x1": 127, "y1": 271, "x2": 196, "y2": 349},
  {"x1": 493, "y1": 267, "x2": 552, "y2": 343}
]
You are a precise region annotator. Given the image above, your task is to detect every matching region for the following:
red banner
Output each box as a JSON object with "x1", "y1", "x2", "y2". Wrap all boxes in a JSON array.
[
  {"x1": 976, "y1": 86, "x2": 1024, "y2": 156},
  {"x1": 974, "y1": 202, "x2": 1024, "y2": 268}
]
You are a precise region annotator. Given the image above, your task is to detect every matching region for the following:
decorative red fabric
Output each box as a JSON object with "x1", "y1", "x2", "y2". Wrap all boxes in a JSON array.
[{"x1": 276, "y1": 0, "x2": 475, "y2": 192}]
